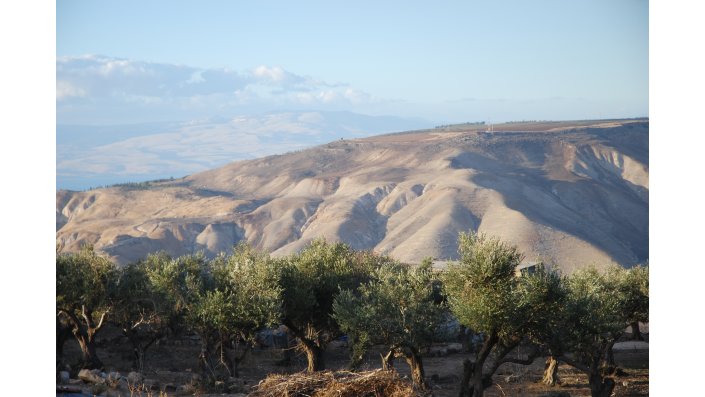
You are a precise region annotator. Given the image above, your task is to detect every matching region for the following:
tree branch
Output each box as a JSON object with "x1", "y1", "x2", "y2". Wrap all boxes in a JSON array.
[
  {"x1": 498, "y1": 346, "x2": 540, "y2": 366},
  {"x1": 57, "y1": 308, "x2": 81, "y2": 330},
  {"x1": 95, "y1": 309, "x2": 109, "y2": 331},
  {"x1": 502, "y1": 356, "x2": 537, "y2": 365},
  {"x1": 484, "y1": 339, "x2": 522, "y2": 377},
  {"x1": 557, "y1": 355, "x2": 590, "y2": 374},
  {"x1": 81, "y1": 305, "x2": 91, "y2": 327}
]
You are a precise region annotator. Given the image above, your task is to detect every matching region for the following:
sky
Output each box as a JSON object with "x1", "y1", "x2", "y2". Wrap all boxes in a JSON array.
[
  {"x1": 57, "y1": 0, "x2": 648, "y2": 125},
  {"x1": 55, "y1": 0, "x2": 648, "y2": 189}
]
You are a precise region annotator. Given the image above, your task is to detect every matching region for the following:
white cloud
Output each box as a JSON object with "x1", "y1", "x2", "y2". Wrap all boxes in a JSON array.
[
  {"x1": 56, "y1": 55, "x2": 377, "y2": 123},
  {"x1": 253, "y1": 65, "x2": 286, "y2": 82},
  {"x1": 56, "y1": 80, "x2": 86, "y2": 100},
  {"x1": 186, "y1": 70, "x2": 205, "y2": 84}
]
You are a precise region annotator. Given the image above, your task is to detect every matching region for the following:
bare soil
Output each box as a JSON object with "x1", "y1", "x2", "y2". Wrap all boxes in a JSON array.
[{"x1": 59, "y1": 326, "x2": 648, "y2": 396}]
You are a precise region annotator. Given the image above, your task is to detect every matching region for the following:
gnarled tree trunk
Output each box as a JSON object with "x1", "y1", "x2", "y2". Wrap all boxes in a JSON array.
[
  {"x1": 124, "y1": 328, "x2": 160, "y2": 372},
  {"x1": 198, "y1": 334, "x2": 217, "y2": 381},
  {"x1": 56, "y1": 317, "x2": 73, "y2": 370},
  {"x1": 74, "y1": 328, "x2": 102, "y2": 369},
  {"x1": 301, "y1": 341, "x2": 325, "y2": 372},
  {"x1": 604, "y1": 341, "x2": 616, "y2": 370},
  {"x1": 220, "y1": 337, "x2": 252, "y2": 378},
  {"x1": 589, "y1": 371, "x2": 616, "y2": 397},
  {"x1": 458, "y1": 331, "x2": 499, "y2": 397},
  {"x1": 629, "y1": 321, "x2": 643, "y2": 341},
  {"x1": 284, "y1": 321, "x2": 327, "y2": 372},
  {"x1": 542, "y1": 356, "x2": 559, "y2": 386},
  {"x1": 560, "y1": 353, "x2": 616, "y2": 397},
  {"x1": 459, "y1": 359, "x2": 474, "y2": 397},
  {"x1": 381, "y1": 349, "x2": 395, "y2": 370},
  {"x1": 59, "y1": 306, "x2": 108, "y2": 370},
  {"x1": 402, "y1": 347, "x2": 427, "y2": 390}
]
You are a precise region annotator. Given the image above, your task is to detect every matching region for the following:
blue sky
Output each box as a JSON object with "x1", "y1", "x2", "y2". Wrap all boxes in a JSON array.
[
  {"x1": 56, "y1": 0, "x2": 648, "y2": 189},
  {"x1": 57, "y1": 0, "x2": 648, "y2": 123}
]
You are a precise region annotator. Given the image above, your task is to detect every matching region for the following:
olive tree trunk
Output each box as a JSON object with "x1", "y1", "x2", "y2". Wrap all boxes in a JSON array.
[
  {"x1": 123, "y1": 328, "x2": 160, "y2": 372},
  {"x1": 542, "y1": 356, "x2": 559, "y2": 386},
  {"x1": 284, "y1": 321, "x2": 327, "y2": 372},
  {"x1": 302, "y1": 342, "x2": 325, "y2": 372},
  {"x1": 589, "y1": 371, "x2": 616, "y2": 397},
  {"x1": 458, "y1": 332, "x2": 498, "y2": 397},
  {"x1": 220, "y1": 337, "x2": 252, "y2": 378},
  {"x1": 56, "y1": 317, "x2": 74, "y2": 370},
  {"x1": 75, "y1": 329, "x2": 102, "y2": 369},
  {"x1": 198, "y1": 334, "x2": 217, "y2": 381},
  {"x1": 629, "y1": 321, "x2": 644, "y2": 341},
  {"x1": 560, "y1": 354, "x2": 616, "y2": 397},
  {"x1": 402, "y1": 347, "x2": 427, "y2": 390},
  {"x1": 381, "y1": 349, "x2": 395, "y2": 370},
  {"x1": 59, "y1": 307, "x2": 108, "y2": 370}
]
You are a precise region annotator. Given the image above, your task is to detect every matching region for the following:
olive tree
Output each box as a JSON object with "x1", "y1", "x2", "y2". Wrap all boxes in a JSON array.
[
  {"x1": 541, "y1": 267, "x2": 625, "y2": 397},
  {"x1": 144, "y1": 253, "x2": 214, "y2": 377},
  {"x1": 606, "y1": 265, "x2": 650, "y2": 367},
  {"x1": 111, "y1": 260, "x2": 173, "y2": 372},
  {"x1": 334, "y1": 261, "x2": 446, "y2": 389},
  {"x1": 146, "y1": 247, "x2": 280, "y2": 380},
  {"x1": 56, "y1": 246, "x2": 117, "y2": 369},
  {"x1": 442, "y1": 232, "x2": 565, "y2": 397},
  {"x1": 616, "y1": 265, "x2": 649, "y2": 341},
  {"x1": 279, "y1": 239, "x2": 379, "y2": 372},
  {"x1": 204, "y1": 244, "x2": 281, "y2": 377},
  {"x1": 539, "y1": 264, "x2": 649, "y2": 390}
]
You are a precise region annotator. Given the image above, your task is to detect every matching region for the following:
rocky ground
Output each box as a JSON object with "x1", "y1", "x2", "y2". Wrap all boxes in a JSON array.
[{"x1": 57, "y1": 326, "x2": 648, "y2": 397}]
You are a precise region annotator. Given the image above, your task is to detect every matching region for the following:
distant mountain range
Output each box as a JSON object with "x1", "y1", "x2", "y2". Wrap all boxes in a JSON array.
[
  {"x1": 56, "y1": 119, "x2": 648, "y2": 273},
  {"x1": 57, "y1": 111, "x2": 433, "y2": 190}
]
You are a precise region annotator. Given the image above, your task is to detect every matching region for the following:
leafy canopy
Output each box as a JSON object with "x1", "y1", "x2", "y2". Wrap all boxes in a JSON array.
[
  {"x1": 334, "y1": 261, "x2": 446, "y2": 354},
  {"x1": 442, "y1": 232, "x2": 524, "y2": 340},
  {"x1": 279, "y1": 239, "x2": 382, "y2": 337},
  {"x1": 56, "y1": 245, "x2": 117, "y2": 316}
]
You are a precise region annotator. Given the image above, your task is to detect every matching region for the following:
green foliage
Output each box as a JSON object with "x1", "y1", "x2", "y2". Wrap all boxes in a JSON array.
[
  {"x1": 609, "y1": 265, "x2": 649, "y2": 325},
  {"x1": 564, "y1": 267, "x2": 625, "y2": 346},
  {"x1": 56, "y1": 246, "x2": 119, "y2": 368},
  {"x1": 142, "y1": 246, "x2": 280, "y2": 341},
  {"x1": 552, "y1": 265, "x2": 648, "y2": 355},
  {"x1": 112, "y1": 262, "x2": 169, "y2": 327},
  {"x1": 442, "y1": 232, "x2": 568, "y2": 396},
  {"x1": 333, "y1": 261, "x2": 446, "y2": 358},
  {"x1": 442, "y1": 232, "x2": 524, "y2": 340},
  {"x1": 143, "y1": 252, "x2": 210, "y2": 317},
  {"x1": 140, "y1": 246, "x2": 280, "y2": 377},
  {"x1": 206, "y1": 243, "x2": 282, "y2": 340},
  {"x1": 56, "y1": 245, "x2": 117, "y2": 317},
  {"x1": 514, "y1": 265, "x2": 567, "y2": 343},
  {"x1": 279, "y1": 239, "x2": 382, "y2": 339}
]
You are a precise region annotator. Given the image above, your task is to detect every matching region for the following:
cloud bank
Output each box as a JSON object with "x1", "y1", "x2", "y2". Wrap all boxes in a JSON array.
[{"x1": 57, "y1": 55, "x2": 376, "y2": 124}]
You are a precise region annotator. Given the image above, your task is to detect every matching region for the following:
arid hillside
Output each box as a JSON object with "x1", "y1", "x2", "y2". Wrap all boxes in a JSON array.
[{"x1": 56, "y1": 119, "x2": 648, "y2": 272}]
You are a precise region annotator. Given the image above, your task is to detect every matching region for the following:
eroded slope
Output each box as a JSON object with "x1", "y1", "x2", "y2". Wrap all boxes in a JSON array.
[{"x1": 57, "y1": 119, "x2": 649, "y2": 272}]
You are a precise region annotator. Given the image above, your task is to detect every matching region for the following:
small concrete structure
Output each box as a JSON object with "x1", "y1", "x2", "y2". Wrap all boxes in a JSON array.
[{"x1": 515, "y1": 261, "x2": 542, "y2": 276}]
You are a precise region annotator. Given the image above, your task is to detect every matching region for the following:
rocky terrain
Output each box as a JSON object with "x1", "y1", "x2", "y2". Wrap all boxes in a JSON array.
[{"x1": 56, "y1": 119, "x2": 648, "y2": 273}]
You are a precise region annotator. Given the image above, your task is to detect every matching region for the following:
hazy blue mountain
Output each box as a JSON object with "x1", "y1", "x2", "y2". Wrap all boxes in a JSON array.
[{"x1": 57, "y1": 111, "x2": 432, "y2": 190}]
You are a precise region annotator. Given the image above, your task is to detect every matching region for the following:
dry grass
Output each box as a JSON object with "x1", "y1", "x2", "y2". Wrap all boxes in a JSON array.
[{"x1": 248, "y1": 369, "x2": 424, "y2": 397}]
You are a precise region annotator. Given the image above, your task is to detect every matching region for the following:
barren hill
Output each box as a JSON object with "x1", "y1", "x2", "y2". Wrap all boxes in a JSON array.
[{"x1": 56, "y1": 119, "x2": 648, "y2": 272}]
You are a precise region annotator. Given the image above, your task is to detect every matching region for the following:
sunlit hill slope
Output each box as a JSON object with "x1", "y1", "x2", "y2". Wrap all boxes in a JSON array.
[{"x1": 57, "y1": 119, "x2": 648, "y2": 273}]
